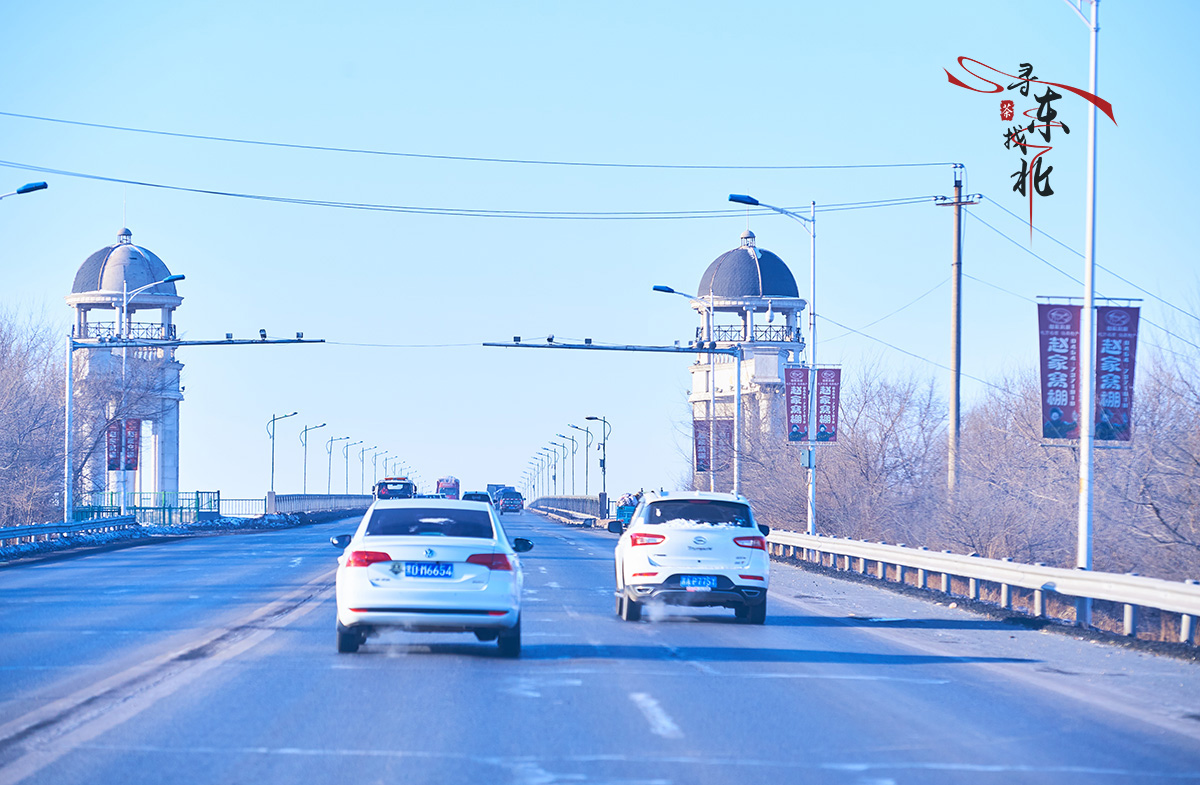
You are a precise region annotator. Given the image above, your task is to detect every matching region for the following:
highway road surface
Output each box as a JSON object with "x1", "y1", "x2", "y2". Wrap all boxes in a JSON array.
[{"x1": 1, "y1": 510, "x2": 1198, "y2": 784}]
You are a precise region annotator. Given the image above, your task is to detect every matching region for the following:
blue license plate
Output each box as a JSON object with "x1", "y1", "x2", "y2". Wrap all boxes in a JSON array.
[
  {"x1": 679, "y1": 575, "x2": 718, "y2": 589},
  {"x1": 404, "y1": 562, "x2": 453, "y2": 578}
]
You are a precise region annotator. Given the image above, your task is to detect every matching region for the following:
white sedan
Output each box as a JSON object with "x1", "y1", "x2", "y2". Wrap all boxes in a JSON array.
[
  {"x1": 331, "y1": 498, "x2": 532, "y2": 656},
  {"x1": 609, "y1": 491, "x2": 769, "y2": 623}
]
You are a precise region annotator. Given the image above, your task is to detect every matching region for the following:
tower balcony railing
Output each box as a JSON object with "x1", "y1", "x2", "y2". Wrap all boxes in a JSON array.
[
  {"x1": 698, "y1": 325, "x2": 804, "y2": 343},
  {"x1": 74, "y1": 322, "x2": 177, "y2": 341}
]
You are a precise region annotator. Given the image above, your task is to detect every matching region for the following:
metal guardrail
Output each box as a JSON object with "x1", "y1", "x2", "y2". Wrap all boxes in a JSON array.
[
  {"x1": 270, "y1": 494, "x2": 372, "y2": 514},
  {"x1": 0, "y1": 516, "x2": 139, "y2": 547},
  {"x1": 766, "y1": 530, "x2": 1200, "y2": 644},
  {"x1": 220, "y1": 498, "x2": 268, "y2": 517}
]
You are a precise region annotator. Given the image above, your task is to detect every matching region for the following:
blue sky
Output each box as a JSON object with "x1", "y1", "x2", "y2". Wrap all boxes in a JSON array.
[{"x1": 2, "y1": 1, "x2": 1197, "y2": 501}]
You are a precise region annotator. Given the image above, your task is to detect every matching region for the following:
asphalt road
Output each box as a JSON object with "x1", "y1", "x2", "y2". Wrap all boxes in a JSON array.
[{"x1": 1, "y1": 510, "x2": 1198, "y2": 785}]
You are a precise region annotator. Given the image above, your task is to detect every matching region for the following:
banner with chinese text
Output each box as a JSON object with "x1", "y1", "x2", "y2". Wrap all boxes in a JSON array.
[
  {"x1": 693, "y1": 418, "x2": 733, "y2": 472},
  {"x1": 105, "y1": 421, "x2": 122, "y2": 471},
  {"x1": 784, "y1": 366, "x2": 809, "y2": 442},
  {"x1": 1038, "y1": 303, "x2": 1082, "y2": 439},
  {"x1": 123, "y1": 418, "x2": 141, "y2": 471},
  {"x1": 1095, "y1": 306, "x2": 1139, "y2": 441},
  {"x1": 815, "y1": 368, "x2": 841, "y2": 442}
]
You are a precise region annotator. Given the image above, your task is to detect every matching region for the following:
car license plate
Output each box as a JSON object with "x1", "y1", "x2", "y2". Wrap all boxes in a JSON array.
[
  {"x1": 404, "y1": 562, "x2": 453, "y2": 578},
  {"x1": 679, "y1": 574, "x2": 717, "y2": 590}
]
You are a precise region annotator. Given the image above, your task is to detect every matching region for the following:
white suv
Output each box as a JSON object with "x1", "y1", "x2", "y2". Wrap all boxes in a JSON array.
[{"x1": 609, "y1": 492, "x2": 769, "y2": 623}]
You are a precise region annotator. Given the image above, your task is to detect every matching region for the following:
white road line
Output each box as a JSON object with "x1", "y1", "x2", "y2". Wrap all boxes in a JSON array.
[{"x1": 629, "y1": 692, "x2": 683, "y2": 739}]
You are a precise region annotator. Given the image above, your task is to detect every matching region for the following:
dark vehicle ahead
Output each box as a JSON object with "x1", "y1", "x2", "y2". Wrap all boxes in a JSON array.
[
  {"x1": 374, "y1": 477, "x2": 416, "y2": 500},
  {"x1": 498, "y1": 489, "x2": 523, "y2": 514}
]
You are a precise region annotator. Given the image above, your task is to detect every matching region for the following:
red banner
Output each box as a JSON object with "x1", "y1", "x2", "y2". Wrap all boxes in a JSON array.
[
  {"x1": 1095, "y1": 306, "x2": 1139, "y2": 441},
  {"x1": 784, "y1": 366, "x2": 809, "y2": 442},
  {"x1": 123, "y1": 418, "x2": 141, "y2": 470},
  {"x1": 1038, "y1": 304, "x2": 1082, "y2": 439},
  {"x1": 106, "y1": 421, "x2": 122, "y2": 471},
  {"x1": 815, "y1": 368, "x2": 841, "y2": 442},
  {"x1": 694, "y1": 419, "x2": 733, "y2": 472}
]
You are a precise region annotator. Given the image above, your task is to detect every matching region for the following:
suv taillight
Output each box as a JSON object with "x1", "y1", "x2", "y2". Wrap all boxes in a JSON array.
[
  {"x1": 346, "y1": 550, "x2": 391, "y2": 567},
  {"x1": 733, "y1": 536, "x2": 765, "y2": 550},
  {"x1": 631, "y1": 533, "x2": 666, "y2": 547},
  {"x1": 466, "y1": 553, "x2": 513, "y2": 571}
]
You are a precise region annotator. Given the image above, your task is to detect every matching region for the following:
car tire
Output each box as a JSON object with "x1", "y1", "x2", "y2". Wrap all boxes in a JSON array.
[
  {"x1": 620, "y1": 594, "x2": 642, "y2": 622},
  {"x1": 734, "y1": 605, "x2": 749, "y2": 620},
  {"x1": 336, "y1": 622, "x2": 361, "y2": 653},
  {"x1": 746, "y1": 598, "x2": 767, "y2": 625},
  {"x1": 497, "y1": 618, "x2": 521, "y2": 658}
]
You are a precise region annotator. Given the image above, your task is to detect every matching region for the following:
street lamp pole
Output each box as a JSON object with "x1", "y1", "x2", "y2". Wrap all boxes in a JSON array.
[
  {"x1": 586, "y1": 416, "x2": 611, "y2": 510},
  {"x1": 299, "y1": 423, "x2": 326, "y2": 494},
  {"x1": 267, "y1": 411, "x2": 298, "y2": 493},
  {"x1": 373, "y1": 449, "x2": 389, "y2": 485},
  {"x1": 730, "y1": 194, "x2": 815, "y2": 523},
  {"x1": 568, "y1": 424, "x2": 593, "y2": 495},
  {"x1": 343, "y1": 440, "x2": 362, "y2": 494},
  {"x1": 326, "y1": 435, "x2": 349, "y2": 494},
  {"x1": 359, "y1": 445, "x2": 376, "y2": 494},
  {"x1": 557, "y1": 433, "x2": 578, "y2": 494},
  {"x1": 117, "y1": 274, "x2": 185, "y2": 514},
  {"x1": 1065, "y1": 0, "x2": 1103, "y2": 628}
]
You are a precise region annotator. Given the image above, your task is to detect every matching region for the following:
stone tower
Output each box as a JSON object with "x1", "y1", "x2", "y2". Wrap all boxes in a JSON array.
[
  {"x1": 688, "y1": 230, "x2": 806, "y2": 486},
  {"x1": 65, "y1": 229, "x2": 184, "y2": 503}
]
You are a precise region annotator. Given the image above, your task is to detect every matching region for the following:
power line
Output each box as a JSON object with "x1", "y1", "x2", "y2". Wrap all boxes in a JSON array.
[
  {"x1": 980, "y1": 196, "x2": 1198, "y2": 324},
  {"x1": 0, "y1": 109, "x2": 960, "y2": 171},
  {"x1": 823, "y1": 277, "x2": 949, "y2": 344},
  {"x1": 0, "y1": 159, "x2": 939, "y2": 221}
]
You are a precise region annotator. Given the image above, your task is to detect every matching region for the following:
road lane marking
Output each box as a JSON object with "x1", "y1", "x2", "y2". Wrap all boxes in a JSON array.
[
  {"x1": 289, "y1": 557, "x2": 303, "y2": 567},
  {"x1": 629, "y1": 692, "x2": 683, "y2": 739},
  {"x1": 0, "y1": 568, "x2": 335, "y2": 785}
]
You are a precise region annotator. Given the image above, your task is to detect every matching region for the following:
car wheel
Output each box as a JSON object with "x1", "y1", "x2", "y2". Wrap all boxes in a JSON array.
[
  {"x1": 746, "y1": 598, "x2": 767, "y2": 625},
  {"x1": 734, "y1": 605, "x2": 749, "y2": 620},
  {"x1": 620, "y1": 595, "x2": 642, "y2": 622},
  {"x1": 336, "y1": 621, "x2": 361, "y2": 653},
  {"x1": 497, "y1": 618, "x2": 521, "y2": 658}
]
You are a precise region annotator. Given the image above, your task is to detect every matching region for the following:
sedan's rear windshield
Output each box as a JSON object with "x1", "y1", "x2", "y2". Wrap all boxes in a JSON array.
[
  {"x1": 462, "y1": 493, "x2": 491, "y2": 502},
  {"x1": 365, "y1": 508, "x2": 494, "y2": 539},
  {"x1": 645, "y1": 500, "x2": 753, "y2": 527}
]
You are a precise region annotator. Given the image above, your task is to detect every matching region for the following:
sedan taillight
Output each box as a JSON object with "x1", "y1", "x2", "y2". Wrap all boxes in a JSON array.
[
  {"x1": 631, "y1": 533, "x2": 666, "y2": 547},
  {"x1": 345, "y1": 550, "x2": 391, "y2": 567},
  {"x1": 733, "y1": 536, "x2": 766, "y2": 550},
  {"x1": 466, "y1": 553, "x2": 513, "y2": 571}
]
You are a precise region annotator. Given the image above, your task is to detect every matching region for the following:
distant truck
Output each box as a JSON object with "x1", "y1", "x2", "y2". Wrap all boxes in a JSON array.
[
  {"x1": 487, "y1": 483, "x2": 507, "y2": 499},
  {"x1": 436, "y1": 476, "x2": 460, "y2": 500}
]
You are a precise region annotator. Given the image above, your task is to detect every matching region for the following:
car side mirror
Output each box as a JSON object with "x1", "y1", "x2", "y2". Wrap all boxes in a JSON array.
[
  {"x1": 607, "y1": 521, "x2": 624, "y2": 534},
  {"x1": 758, "y1": 524, "x2": 770, "y2": 537},
  {"x1": 330, "y1": 534, "x2": 352, "y2": 549},
  {"x1": 512, "y1": 537, "x2": 534, "y2": 553}
]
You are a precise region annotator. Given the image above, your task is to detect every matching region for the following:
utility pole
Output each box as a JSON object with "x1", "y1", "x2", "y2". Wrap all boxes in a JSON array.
[{"x1": 938, "y1": 168, "x2": 978, "y2": 493}]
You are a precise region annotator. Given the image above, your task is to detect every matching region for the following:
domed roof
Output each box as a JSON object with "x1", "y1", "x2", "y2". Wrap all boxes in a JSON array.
[
  {"x1": 698, "y1": 230, "x2": 798, "y2": 298},
  {"x1": 70, "y1": 229, "x2": 178, "y2": 296}
]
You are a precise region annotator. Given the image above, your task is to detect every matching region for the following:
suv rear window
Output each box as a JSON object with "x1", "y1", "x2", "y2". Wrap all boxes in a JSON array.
[
  {"x1": 365, "y1": 508, "x2": 494, "y2": 539},
  {"x1": 645, "y1": 500, "x2": 753, "y2": 527},
  {"x1": 462, "y1": 492, "x2": 491, "y2": 502}
]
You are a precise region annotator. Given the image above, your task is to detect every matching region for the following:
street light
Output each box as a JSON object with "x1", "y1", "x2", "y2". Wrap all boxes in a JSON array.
[
  {"x1": 540, "y1": 447, "x2": 557, "y2": 495},
  {"x1": 359, "y1": 445, "x2": 376, "y2": 494},
  {"x1": 373, "y1": 449, "x2": 389, "y2": 484},
  {"x1": 116, "y1": 273, "x2": 186, "y2": 514},
  {"x1": 551, "y1": 441, "x2": 569, "y2": 494},
  {"x1": 0, "y1": 181, "x2": 48, "y2": 200},
  {"x1": 568, "y1": 424, "x2": 593, "y2": 495},
  {"x1": 557, "y1": 432, "x2": 578, "y2": 495},
  {"x1": 326, "y1": 435, "x2": 349, "y2": 494},
  {"x1": 585, "y1": 416, "x2": 611, "y2": 510},
  {"x1": 299, "y1": 423, "x2": 326, "y2": 493},
  {"x1": 343, "y1": 439, "x2": 362, "y2": 494},
  {"x1": 730, "y1": 193, "x2": 816, "y2": 530},
  {"x1": 267, "y1": 411, "x2": 298, "y2": 493},
  {"x1": 654, "y1": 284, "x2": 719, "y2": 492}
]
